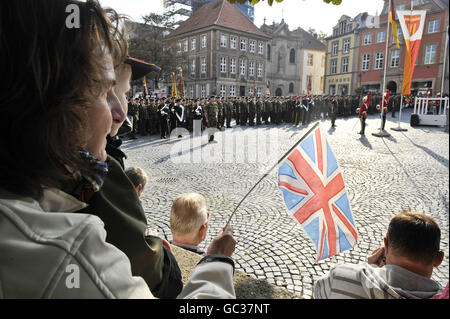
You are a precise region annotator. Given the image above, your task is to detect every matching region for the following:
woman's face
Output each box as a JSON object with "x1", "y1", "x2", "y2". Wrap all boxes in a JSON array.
[
  {"x1": 110, "y1": 64, "x2": 131, "y2": 137},
  {"x1": 85, "y1": 53, "x2": 122, "y2": 162}
]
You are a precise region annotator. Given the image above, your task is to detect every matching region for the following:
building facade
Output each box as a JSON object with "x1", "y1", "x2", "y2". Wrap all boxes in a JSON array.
[
  {"x1": 261, "y1": 21, "x2": 326, "y2": 96},
  {"x1": 164, "y1": 0, "x2": 255, "y2": 29},
  {"x1": 357, "y1": 0, "x2": 449, "y2": 95},
  {"x1": 165, "y1": 0, "x2": 270, "y2": 98},
  {"x1": 324, "y1": 15, "x2": 364, "y2": 96}
]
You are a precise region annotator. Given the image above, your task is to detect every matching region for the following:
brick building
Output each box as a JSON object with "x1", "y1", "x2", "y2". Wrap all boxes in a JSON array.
[
  {"x1": 165, "y1": 0, "x2": 270, "y2": 98},
  {"x1": 357, "y1": 0, "x2": 449, "y2": 95}
]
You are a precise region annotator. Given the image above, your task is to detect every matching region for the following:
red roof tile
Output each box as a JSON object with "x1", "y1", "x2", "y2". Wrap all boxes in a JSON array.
[{"x1": 168, "y1": 0, "x2": 270, "y2": 38}]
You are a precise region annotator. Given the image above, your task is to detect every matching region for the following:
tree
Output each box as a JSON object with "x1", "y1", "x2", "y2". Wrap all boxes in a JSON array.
[
  {"x1": 227, "y1": 0, "x2": 343, "y2": 6},
  {"x1": 307, "y1": 28, "x2": 327, "y2": 44},
  {"x1": 127, "y1": 13, "x2": 189, "y2": 91}
]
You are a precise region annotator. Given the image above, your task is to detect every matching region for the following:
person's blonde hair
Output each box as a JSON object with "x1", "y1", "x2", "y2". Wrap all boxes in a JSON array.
[
  {"x1": 124, "y1": 166, "x2": 148, "y2": 189},
  {"x1": 170, "y1": 193, "x2": 208, "y2": 236}
]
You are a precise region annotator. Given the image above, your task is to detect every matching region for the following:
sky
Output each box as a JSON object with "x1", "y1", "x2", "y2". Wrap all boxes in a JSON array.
[{"x1": 99, "y1": 0, "x2": 385, "y2": 36}]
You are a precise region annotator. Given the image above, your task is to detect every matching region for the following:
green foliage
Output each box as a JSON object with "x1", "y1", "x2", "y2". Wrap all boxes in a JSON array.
[{"x1": 227, "y1": 0, "x2": 342, "y2": 5}]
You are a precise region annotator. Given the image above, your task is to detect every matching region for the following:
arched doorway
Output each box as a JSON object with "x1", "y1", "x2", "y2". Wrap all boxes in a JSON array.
[
  {"x1": 275, "y1": 88, "x2": 283, "y2": 97},
  {"x1": 387, "y1": 81, "x2": 397, "y2": 94}
]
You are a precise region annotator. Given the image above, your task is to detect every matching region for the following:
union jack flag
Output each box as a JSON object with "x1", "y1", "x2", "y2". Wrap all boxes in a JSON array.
[{"x1": 278, "y1": 125, "x2": 358, "y2": 262}]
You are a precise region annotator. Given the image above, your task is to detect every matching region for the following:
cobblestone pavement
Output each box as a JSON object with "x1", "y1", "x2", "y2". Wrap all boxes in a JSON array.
[{"x1": 122, "y1": 109, "x2": 449, "y2": 299}]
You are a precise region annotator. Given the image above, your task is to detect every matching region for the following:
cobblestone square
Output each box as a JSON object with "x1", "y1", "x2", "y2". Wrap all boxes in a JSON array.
[{"x1": 122, "y1": 109, "x2": 449, "y2": 299}]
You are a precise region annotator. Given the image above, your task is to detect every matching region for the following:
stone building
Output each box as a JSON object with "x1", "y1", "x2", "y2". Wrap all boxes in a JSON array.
[
  {"x1": 165, "y1": 0, "x2": 270, "y2": 98},
  {"x1": 357, "y1": 0, "x2": 449, "y2": 95},
  {"x1": 261, "y1": 20, "x2": 326, "y2": 96},
  {"x1": 324, "y1": 14, "x2": 365, "y2": 96}
]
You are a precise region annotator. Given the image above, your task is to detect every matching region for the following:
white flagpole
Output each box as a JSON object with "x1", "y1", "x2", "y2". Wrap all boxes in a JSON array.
[
  {"x1": 441, "y1": 25, "x2": 449, "y2": 96},
  {"x1": 373, "y1": 1, "x2": 391, "y2": 137}
]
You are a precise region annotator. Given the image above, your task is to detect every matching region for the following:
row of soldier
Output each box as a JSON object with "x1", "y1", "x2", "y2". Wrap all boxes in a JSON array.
[{"x1": 126, "y1": 94, "x2": 404, "y2": 140}]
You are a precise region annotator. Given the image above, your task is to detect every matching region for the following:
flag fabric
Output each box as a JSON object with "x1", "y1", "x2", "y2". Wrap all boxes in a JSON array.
[
  {"x1": 171, "y1": 72, "x2": 178, "y2": 98},
  {"x1": 143, "y1": 77, "x2": 148, "y2": 98},
  {"x1": 397, "y1": 10, "x2": 427, "y2": 96},
  {"x1": 278, "y1": 125, "x2": 358, "y2": 262},
  {"x1": 178, "y1": 70, "x2": 185, "y2": 98},
  {"x1": 389, "y1": 0, "x2": 400, "y2": 49}
]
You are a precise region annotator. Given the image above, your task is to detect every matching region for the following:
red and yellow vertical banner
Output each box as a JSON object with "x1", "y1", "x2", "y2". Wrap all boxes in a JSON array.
[
  {"x1": 397, "y1": 9, "x2": 427, "y2": 96},
  {"x1": 389, "y1": 0, "x2": 400, "y2": 49},
  {"x1": 178, "y1": 70, "x2": 185, "y2": 98},
  {"x1": 171, "y1": 72, "x2": 178, "y2": 98}
]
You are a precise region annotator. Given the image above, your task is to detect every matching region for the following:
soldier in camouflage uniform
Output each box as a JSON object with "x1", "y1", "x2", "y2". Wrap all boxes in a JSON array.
[
  {"x1": 225, "y1": 98, "x2": 233, "y2": 128},
  {"x1": 248, "y1": 97, "x2": 255, "y2": 126},
  {"x1": 263, "y1": 97, "x2": 272, "y2": 124},
  {"x1": 240, "y1": 97, "x2": 248, "y2": 126},
  {"x1": 256, "y1": 97, "x2": 262, "y2": 125},
  {"x1": 233, "y1": 97, "x2": 240, "y2": 125},
  {"x1": 205, "y1": 96, "x2": 218, "y2": 142},
  {"x1": 127, "y1": 98, "x2": 139, "y2": 139}
]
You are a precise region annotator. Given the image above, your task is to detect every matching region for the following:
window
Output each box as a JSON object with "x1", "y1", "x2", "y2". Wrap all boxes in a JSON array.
[
  {"x1": 220, "y1": 57, "x2": 227, "y2": 73},
  {"x1": 230, "y1": 85, "x2": 236, "y2": 97},
  {"x1": 249, "y1": 87, "x2": 254, "y2": 97},
  {"x1": 201, "y1": 35, "x2": 207, "y2": 48},
  {"x1": 329, "y1": 84, "x2": 336, "y2": 95},
  {"x1": 343, "y1": 38, "x2": 350, "y2": 54},
  {"x1": 339, "y1": 21, "x2": 347, "y2": 35},
  {"x1": 289, "y1": 82, "x2": 294, "y2": 93},
  {"x1": 201, "y1": 57, "x2": 206, "y2": 73},
  {"x1": 183, "y1": 39, "x2": 188, "y2": 52},
  {"x1": 390, "y1": 49, "x2": 400, "y2": 67},
  {"x1": 377, "y1": 31, "x2": 386, "y2": 43},
  {"x1": 362, "y1": 53, "x2": 370, "y2": 71},
  {"x1": 240, "y1": 59, "x2": 246, "y2": 75},
  {"x1": 397, "y1": 4, "x2": 405, "y2": 10},
  {"x1": 230, "y1": 58, "x2": 236, "y2": 74},
  {"x1": 191, "y1": 38, "x2": 196, "y2": 51},
  {"x1": 220, "y1": 34, "x2": 228, "y2": 47},
  {"x1": 230, "y1": 36, "x2": 237, "y2": 49},
  {"x1": 374, "y1": 52, "x2": 384, "y2": 70},
  {"x1": 330, "y1": 59, "x2": 337, "y2": 74},
  {"x1": 428, "y1": 19, "x2": 440, "y2": 33},
  {"x1": 341, "y1": 57, "x2": 349, "y2": 73},
  {"x1": 332, "y1": 41, "x2": 339, "y2": 56},
  {"x1": 201, "y1": 84, "x2": 206, "y2": 98},
  {"x1": 333, "y1": 28, "x2": 339, "y2": 37},
  {"x1": 346, "y1": 24, "x2": 352, "y2": 33},
  {"x1": 257, "y1": 87, "x2": 262, "y2": 97},
  {"x1": 189, "y1": 85, "x2": 194, "y2": 99},
  {"x1": 220, "y1": 84, "x2": 226, "y2": 98},
  {"x1": 191, "y1": 59, "x2": 196, "y2": 74},
  {"x1": 258, "y1": 42, "x2": 264, "y2": 54},
  {"x1": 250, "y1": 41, "x2": 256, "y2": 53},
  {"x1": 257, "y1": 63, "x2": 263, "y2": 77},
  {"x1": 307, "y1": 54, "x2": 314, "y2": 66},
  {"x1": 249, "y1": 61, "x2": 255, "y2": 76},
  {"x1": 240, "y1": 39, "x2": 247, "y2": 51},
  {"x1": 177, "y1": 42, "x2": 182, "y2": 52},
  {"x1": 290, "y1": 49, "x2": 296, "y2": 63},
  {"x1": 363, "y1": 33, "x2": 372, "y2": 45},
  {"x1": 267, "y1": 44, "x2": 271, "y2": 61},
  {"x1": 424, "y1": 44, "x2": 437, "y2": 64}
]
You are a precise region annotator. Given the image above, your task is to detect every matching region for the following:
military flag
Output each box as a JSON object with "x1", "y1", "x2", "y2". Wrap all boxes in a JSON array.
[
  {"x1": 397, "y1": 9, "x2": 427, "y2": 96},
  {"x1": 171, "y1": 72, "x2": 178, "y2": 98},
  {"x1": 278, "y1": 125, "x2": 357, "y2": 262},
  {"x1": 143, "y1": 77, "x2": 148, "y2": 98},
  {"x1": 389, "y1": 0, "x2": 400, "y2": 49},
  {"x1": 178, "y1": 70, "x2": 185, "y2": 98}
]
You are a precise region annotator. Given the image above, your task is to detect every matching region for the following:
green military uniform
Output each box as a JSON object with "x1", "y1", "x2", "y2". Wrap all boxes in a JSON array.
[
  {"x1": 248, "y1": 99, "x2": 256, "y2": 126},
  {"x1": 256, "y1": 100, "x2": 263, "y2": 125},
  {"x1": 78, "y1": 155, "x2": 182, "y2": 299},
  {"x1": 225, "y1": 100, "x2": 233, "y2": 128},
  {"x1": 206, "y1": 99, "x2": 218, "y2": 142}
]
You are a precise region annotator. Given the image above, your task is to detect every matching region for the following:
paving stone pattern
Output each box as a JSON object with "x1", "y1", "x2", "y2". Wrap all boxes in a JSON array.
[{"x1": 122, "y1": 109, "x2": 449, "y2": 299}]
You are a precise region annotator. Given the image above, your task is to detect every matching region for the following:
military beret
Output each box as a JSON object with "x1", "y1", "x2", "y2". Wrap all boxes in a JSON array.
[{"x1": 125, "y1": 56, "x2": 161, "y2": 81}]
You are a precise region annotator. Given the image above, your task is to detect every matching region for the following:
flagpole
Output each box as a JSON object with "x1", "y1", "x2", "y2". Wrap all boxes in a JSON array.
[
  {"x1": 224, "y1": 122, "x2": 320, "y2": 228},
  {"x1": 441, "y1": 25, "x2": 449, "y2": 96},
  {"x1": 373, "y1": 0, "x2": 391, "y2": 137}
]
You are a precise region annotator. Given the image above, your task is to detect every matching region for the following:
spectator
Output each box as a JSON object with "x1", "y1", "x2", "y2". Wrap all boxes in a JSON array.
[
  {"x1": 170, "y1": 193, "x2": 210, "y2": 255},
  {"x1": 314, "y1": 210, "x2": 445, "y2": 299},
  {"x1": 0, "y1": 0, "x2": 236, "y2": 299},
  {"x1": 125, "y1": 166, "x2": 149, "y2": 197}
]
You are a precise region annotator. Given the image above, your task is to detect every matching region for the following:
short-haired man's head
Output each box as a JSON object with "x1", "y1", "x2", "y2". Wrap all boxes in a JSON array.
[
  {"x1": 125, "y1": 166, "x2": 148, "y2": 191},
  {"x1": 170, "y1": 193, "x2": 209, "y2": 237},
  {"x1": 387, "y1": 210, "x2": 441, "y2": 265}
]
